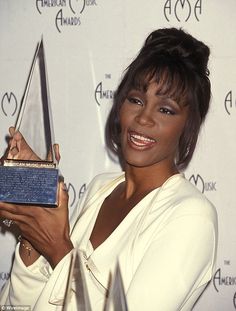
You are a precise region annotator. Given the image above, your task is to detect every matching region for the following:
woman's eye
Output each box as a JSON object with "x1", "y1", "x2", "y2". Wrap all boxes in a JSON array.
[
  {"x1": 127, "y1": 97, "x2": 143, "y2": 106},
  {"x1": 159, "y1": 107, "x2": 175, "y2": 115}
]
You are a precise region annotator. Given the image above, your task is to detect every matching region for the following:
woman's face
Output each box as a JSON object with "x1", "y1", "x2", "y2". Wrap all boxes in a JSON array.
[{"x1": 119, "y1": 80, "x2": 188, "y2": 171}]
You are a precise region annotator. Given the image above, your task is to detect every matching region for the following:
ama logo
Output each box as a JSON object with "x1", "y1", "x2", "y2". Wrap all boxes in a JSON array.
[
  {"x1": 94, "y1": 74, "x2": 114, "y2": 106},
  {"x1": 1, "y1": 92, "x2": 18, "y2": 117},
  {"x1": 36, "y1": 0, "x2": 98, "y2": 33},
  {"x1": 224, "y1": 91, "x2": 236, "y2": 115},
  {"x1": 66, "y1": 182, "x2": 86, "y2": 207},
  {"x1": 189, "y1": 174, "x2": 216, "y2": 193},
  {"x1": 163, "y1": 0, "x2": 202, "y2": 22},
  {"x1": 189, "y1": 174, "x2": 205, "y2": 193},
  {"x1": 213, "y1": 267, "x2": 236, "y2": 308},
  {"x1": 95, "y1": 81, "x2": 114, "y2": 106}
]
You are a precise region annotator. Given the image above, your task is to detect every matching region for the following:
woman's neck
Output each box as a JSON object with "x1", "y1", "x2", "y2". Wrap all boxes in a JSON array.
[{"x1": 122, "y1": 163, "x2": 179, "y2": 199}]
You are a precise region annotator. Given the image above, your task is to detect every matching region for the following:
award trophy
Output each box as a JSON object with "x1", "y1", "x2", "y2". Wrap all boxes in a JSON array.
[
  {"x1": 0, "y1": 39, "x2": 59, "y2": 206},
  {"x1": 104, "y1": 263, "x2": 128, "y2": 311},
  {"x1": 63, "y1": 249, "x2": 128, "y2": 311},
  {"x1": 63, "y1": 250, "x2": 92, "y2": 311}
]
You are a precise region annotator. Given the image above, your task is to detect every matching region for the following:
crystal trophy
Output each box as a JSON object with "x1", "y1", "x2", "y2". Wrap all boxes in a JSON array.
[
  {"x1": 63, "y1": 249, "x2": 92, "y2": 311},
  {"x1": 63, "y1": 249, "x2": 128, "y2": 311},
  {"x1": 104, "y1": 262, "x2": 128, "y2": 311},
  {"x1": 0, "y1": 39, "x2": 59, "y2": 206}
]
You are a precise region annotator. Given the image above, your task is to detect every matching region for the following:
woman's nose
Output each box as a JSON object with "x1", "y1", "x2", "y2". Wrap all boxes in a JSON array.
[{"x1": 135, "y1": 107, "x2": 155, "y2": 126}]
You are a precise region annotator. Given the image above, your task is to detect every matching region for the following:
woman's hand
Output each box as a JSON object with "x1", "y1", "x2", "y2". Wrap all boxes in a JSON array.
[
  {"x1": 2, "y1": 127, "x2": 60, "y2": 163},
  {"x1": 7, "y1": 127, "x2": 41, "y2": 161},
  {"x1": 0, "y1": 182, "x2": 73, "y2": 268}
]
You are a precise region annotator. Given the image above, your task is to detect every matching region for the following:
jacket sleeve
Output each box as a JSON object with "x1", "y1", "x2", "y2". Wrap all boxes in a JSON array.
[
  {"x1": 0, "y1": 243, "x2": 51, "y2": 308},
  {"x1": 126, "y1": 213, "x2": 217, "y2": 311},
  {"x1": 0, "y1": 243, "x2": 74, "y2": 309}
]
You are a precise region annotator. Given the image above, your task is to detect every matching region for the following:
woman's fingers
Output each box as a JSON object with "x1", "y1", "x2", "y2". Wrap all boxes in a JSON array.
[
  {"x1": 8, "y1": 127, "x2": 41, "y2": 161},
  {"x1": 6, "y1": 127, "x2": 18, "y2": 159},
  {"x1": 47, "y1": 144, "x2": 61, "y2": 163},
  {"x1": 0, "y1": 207, "x2": 29, "y2": 227},
  {"x1": 0, "y1": 201, "x2": 18, "y2": 215},
  {"x1": 7, "y1": 127, "x2": 59, "y2": 163},
  {"x1": 58, "y1": 182, "x2": 68, "y2": 207},
  {"x1": 9, "y1": 145, "x2": 19, "y2": 157},
  {"x1": 9, "y1": 126, "x2": 16, "y2": 137},
  {"x1": 8, "y1": 127, "x2": 23, "y2": 159},
  {"x1": 54, "y1": 144, "x2": 61, "y2": 163}
]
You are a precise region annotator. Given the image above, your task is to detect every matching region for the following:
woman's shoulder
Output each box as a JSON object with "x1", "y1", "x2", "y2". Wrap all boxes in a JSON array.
[{"x1": 156, "y1": 173, "x2": 217, "y2": 223}]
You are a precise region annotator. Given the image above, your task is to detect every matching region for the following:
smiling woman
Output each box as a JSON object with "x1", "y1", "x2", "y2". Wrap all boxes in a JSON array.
[
  {"x1": 0, "y1": 27, "x2": 217, "y2": 311},
  {"x1": 106, "y1": 27, "x2": 211, "y2": 171},
  {"x1": 118, "y1": 81, "x2": 189, "y2": 170}
]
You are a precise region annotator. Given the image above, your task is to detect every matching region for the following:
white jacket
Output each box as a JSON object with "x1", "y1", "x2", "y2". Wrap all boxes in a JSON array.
[{"x1": 0, "y1": 172, "x2": 218, "y2": 310}]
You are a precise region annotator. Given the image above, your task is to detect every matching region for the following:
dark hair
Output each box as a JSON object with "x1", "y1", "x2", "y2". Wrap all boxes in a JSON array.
[{"x1": 105, "y1": 27, "x2": 211, "y2": 170}]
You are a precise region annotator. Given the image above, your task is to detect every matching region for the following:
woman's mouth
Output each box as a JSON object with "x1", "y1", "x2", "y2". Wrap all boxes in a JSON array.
[{"x1": 128, "y1": 131, "x2": 157, "y2": 149}]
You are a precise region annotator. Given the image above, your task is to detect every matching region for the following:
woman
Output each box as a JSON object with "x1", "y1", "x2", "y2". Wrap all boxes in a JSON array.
[{"x1": 0, "y1": 27, "x2": 217, "y2": 310}]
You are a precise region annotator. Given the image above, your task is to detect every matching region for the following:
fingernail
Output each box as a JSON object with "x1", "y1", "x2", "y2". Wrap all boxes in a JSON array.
[
  {"x1": 10, "y1": 146, "x2": 19, "y2": 155},
  {"x1": 59, "y1": 175, "x2": 64, "y2": 183},
  {"x1": 62, "y1": 183, "x2": 68, "y2": 191}
]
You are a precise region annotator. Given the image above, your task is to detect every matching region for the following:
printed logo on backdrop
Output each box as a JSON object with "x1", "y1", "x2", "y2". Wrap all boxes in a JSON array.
[
  {"x1": 213, "y1": 261, "x2": 236, "y2": 309},
  {"x1": 0, "y1": 272, "x2": 10, "y2": 281},
  {"x1": 35, "y1": 0, "x2": 98, "y2": 33},
  {"x1": 95, "y1": 74, "x2": 114, "y2": 106},
  {"x1": 66, "y1": 182, "x2": 86, "y2": 207},
  {"x1": 66, "y1": 182, "x2": 77, "y2": 207},
  {"x1": 189, "y1": 174, "x2": 216, "y2": 193},
  {"x1": 79, "y1": 183, "x2": 86, "y2": 199},
  {"x1": 1, "y1": 92, "x2": 18, "y2": 117},
  {"x1": 224, "y1": 91, "x2": 236, "y2": 115},
  {"x1": 163, "y1": 0, "x2": 202, "y2": 22}
]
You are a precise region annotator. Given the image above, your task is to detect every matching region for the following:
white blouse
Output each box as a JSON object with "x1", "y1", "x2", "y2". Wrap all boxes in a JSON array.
[{"x1": 0, "y1": 172, "x2": 218, "y2": 311}]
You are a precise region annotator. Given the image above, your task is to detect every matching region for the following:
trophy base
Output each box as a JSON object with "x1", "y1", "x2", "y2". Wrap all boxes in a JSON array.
[{"x1": 0, "y1": 165, "x2": 59, "y2": 206}]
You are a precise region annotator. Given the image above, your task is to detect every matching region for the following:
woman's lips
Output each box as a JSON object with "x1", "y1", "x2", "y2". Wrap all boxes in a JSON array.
[{"x1": 128, "y1": 130, "x2": 157, "y2": 149}]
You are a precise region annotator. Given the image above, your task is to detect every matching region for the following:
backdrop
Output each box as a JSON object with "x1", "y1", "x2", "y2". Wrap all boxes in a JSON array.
[{"x1": 0, "y1": 1, "x2": 236, "y2": 310}]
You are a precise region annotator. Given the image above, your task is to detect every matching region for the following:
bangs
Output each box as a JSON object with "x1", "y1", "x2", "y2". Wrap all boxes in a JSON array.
[{"x1": 125, "y1": 62, "x2": 191, "y2": 106}]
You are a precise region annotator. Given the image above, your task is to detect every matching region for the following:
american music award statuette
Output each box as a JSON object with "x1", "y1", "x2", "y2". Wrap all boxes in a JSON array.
[{"x1": 0, "y1": 39, "x2": 59, "y2": 206}]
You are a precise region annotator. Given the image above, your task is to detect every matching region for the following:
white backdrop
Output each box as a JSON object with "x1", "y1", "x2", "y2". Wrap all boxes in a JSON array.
[{"x1": 0, "y1": 1, "x2": 236, "y2": 310}]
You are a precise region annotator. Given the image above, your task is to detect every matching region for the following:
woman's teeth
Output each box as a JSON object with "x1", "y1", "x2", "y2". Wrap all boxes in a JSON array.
[{"x1": 130, "y1": 133, "x2": 156, "y2": 146}]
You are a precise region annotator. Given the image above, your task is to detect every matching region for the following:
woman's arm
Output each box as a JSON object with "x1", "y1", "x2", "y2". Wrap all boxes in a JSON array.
[
  {"x1": 0, "y1": 127, "x2": 74, "y2": 308},
  {"x1": 0, "y1": 182, "x2": 73, "y2": 268}
]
